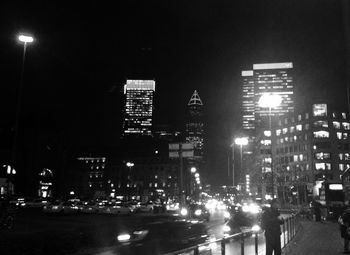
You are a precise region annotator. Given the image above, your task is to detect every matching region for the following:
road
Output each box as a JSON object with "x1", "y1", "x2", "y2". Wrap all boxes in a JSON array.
[{"x1": 0, "y1": 208, "x2": 293, "y2": 255}]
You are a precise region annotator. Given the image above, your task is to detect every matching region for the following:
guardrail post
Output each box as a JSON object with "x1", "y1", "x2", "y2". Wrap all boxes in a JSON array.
[
  {"x1": 221, "y1": 237, "x2": 226, "y2": 255},
  {"x1": 287, "y1": 218, "x2": 290, "y2": 243},
  {"x1": 241, "y1": 234, "x2": 245, "y2": 255},
  {"x1": 255, "y1": 232, "x2": 258, "y2": 255},
  {"x1": 194, "y1": 245, "x2": 199, "y2": 255},
  {"x1": 283, "y1": 219, "x2": 286, "y2": 247}
]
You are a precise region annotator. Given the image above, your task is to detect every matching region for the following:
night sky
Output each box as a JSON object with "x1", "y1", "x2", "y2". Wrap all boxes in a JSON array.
[{"x1": 1, "y1": 0, "x2": 349, "y2": 185}]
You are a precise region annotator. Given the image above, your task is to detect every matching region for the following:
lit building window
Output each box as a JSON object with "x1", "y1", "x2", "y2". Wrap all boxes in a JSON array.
[
  {"x1": 294, "y1": 135, "x2": 297, "y2": 141},
  {"x1": 296, "y1": 125, "x2": 302, "y2": 131},
  {"x1": 313, "y1": 131, "x2": 329, "y2": 138},
  {"x1": 313, "y1": 104, "x2": 327, "y2": 117},
  {"x1": 339, "y1": 164, "x2": 344, "y2": 171},
  {"x1": 293, "y1": 155, "x2": 298, "y2": 162},
  {"x1": 345, "y1": 153, "x2": 350, "y2": 160},
  {"x1": 299, "y1": 154, "x2": 304, "y2": 161},
  {"x1": 290, "y1": 126, "x2": 295, "y2": 133},
  {"x1": 332, "y1": 112, "x2": 337, "y2": 118},
  {"x1": 261, "y1": 140, "x2": 271, "y2": 145},
  {"x1": 333, "y1": 121, "x2": 341, "y2": 129},
  {"x1": 298, "y1": 114, "x2": 302, "y2": 121},
  {"x1": 337, "y1": 132, "x2": 342, "y2": 140},
  {"x1": 339, "y1": 153, "x2": 344, "y2": 160},
  {"x1": 343, "y1": 133, "x2": 348, "y2": 140},
  {"x1": 305, "y1": 113, "x2": 309, "y2": 119},
  {"x1": 315, "y1": 152, "x2": 331, "y2": 160},
  {"x1": 314, "y1": 120, "x2": 328, "y2": 128},
  {"x1": 276, "y1": 129, "x2": 281, "y2": 136},
  {"x1": 284, "y1": 118, "x2": 288, "y2": 124},
  {"x1": 343, "y1": 122, "x2": 350, "y2": 130},
  {"x1": 283, "y1": 128, "x2": 288, "y2": 134},
  {"x1": 149, "y1": 183, "x2": 152, "y2": 187},
  {"x1": 342, "y1": 113, "x2": 347, "y2": 119},
  {"x1": 264, "y1": 130, "x2": 271, "y2": 137},
  {"x1": 154, "y1": 183, "x2": 158, "y2": 188},
  {"x1": 315, "y1": 163, "x2": 331, "y2": 170},
  {"x1": 155, "y1": 175, "x2": 158, "y2": 179}
]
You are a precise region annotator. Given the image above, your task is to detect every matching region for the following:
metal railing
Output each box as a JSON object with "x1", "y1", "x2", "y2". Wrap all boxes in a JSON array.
[{"x1": 165, "y1": 213, "x2": 300, "y2": 255}]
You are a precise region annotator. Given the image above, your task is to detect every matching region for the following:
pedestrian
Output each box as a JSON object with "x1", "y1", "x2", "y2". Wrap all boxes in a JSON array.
[
  {"x1": 312, "y1": 200, "x2": 322, "y2": 222},
  {"x1": 261, "y1": 199, "x2": 284, "y2": 255},
  {"x1": 338, "y1": 203, "x2": 350, "y2": 254}
]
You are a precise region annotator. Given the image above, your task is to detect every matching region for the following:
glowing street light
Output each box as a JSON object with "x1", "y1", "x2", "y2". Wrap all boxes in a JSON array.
[
  {"x1": 18, "y1": 34, "x2": 34, "y2": 43},
  {"x1": 258, "y1": 93, "x2": 282, "y2": 198},
  {"x1": 191, "y1": 167, "x2": 197, "y2": 173},
  {"x1": 12, "y1": 33, "x2": 35, "y2": 174},
  {"x1": 258, "y1": 93, "x2": 282, "y2": 109},
  {"x1": 195, "y1": 173, "x2": 200, "y2": 178},
  {"x1": 126, "y1": 162, "x2": 134, "y2": 167}
]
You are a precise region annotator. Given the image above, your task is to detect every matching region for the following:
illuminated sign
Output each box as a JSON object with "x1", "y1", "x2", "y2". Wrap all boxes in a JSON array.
[
  {"x1": 242, "y1": 70, "x2": 253, "y2": 76},
  {"x1": 329, "y1": 184, "x2": 343, "y2": 190},
  {"x1": 253, "y1": 62, "x2": 293, "y2": 70}
]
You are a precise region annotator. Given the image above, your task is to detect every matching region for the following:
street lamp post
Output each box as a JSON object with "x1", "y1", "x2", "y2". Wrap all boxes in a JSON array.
[
  {"x1": 258, "y1": 93, "x2": 282, "y2": 198},
  {"x1": 234, "y1": 137, "x2": 249, "y2": 192},
  {"x1": 12, "y1": 34, "x2": 34, "y2": 171}
]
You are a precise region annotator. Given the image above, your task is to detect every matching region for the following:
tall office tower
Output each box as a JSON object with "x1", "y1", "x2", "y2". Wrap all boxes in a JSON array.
[
  {"x1": 253, "y1": 62, "x2": 294, "y2": 120},
  {"x1": 123, "y1": 80, "x2": 155, "y2": 136},
  {"x1": 186, "y1": 90, "x2": 204, "y2": 160},
  {"x1": 242, "y1": 70, "x2": 255, "y2": 131},
  {"x1": 241, "y1": 62, "x2": 294, "y2": 129}
]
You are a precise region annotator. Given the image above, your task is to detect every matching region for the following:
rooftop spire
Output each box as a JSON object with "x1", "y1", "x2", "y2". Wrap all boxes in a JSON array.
[{"x1": 188, "y1": 90, "x2": 203, "y2": 106}]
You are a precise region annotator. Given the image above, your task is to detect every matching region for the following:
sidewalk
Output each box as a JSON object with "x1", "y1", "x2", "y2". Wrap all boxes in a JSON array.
[{"x1": 284, "y1": 220, "x2": 344, "y2": 255}]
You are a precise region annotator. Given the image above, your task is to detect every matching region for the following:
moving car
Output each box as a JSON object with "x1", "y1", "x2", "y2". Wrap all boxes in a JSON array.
[
  {"x1": 115, "y1": 218, "x2": 211, "y2": 254},
  {"x1": 188, "y1": 204, "x2": 210, "y2": 222},
  {"x1": 223, "y1": 204, "x2": 262, "y2": 237}
]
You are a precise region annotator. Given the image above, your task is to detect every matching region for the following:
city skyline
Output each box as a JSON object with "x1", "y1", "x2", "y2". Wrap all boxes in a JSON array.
[{"x1": 1, "y1": 1, "x2": 350, "y2": 186}]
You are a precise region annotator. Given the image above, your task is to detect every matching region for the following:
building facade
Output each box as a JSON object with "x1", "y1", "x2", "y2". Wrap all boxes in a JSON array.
[
  {"x1": 258, "y1": 103, "x2": 350, "y2": 204},
  {"x1": 123, "y1": 80, "x2": 155, "y2": 137}
]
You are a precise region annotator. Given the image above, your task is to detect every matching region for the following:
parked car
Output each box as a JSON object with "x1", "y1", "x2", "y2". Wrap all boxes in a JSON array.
[
  {"x1": 100, "y1": 202, "x2": 132, "y2": 215},
  {"x1": 115, "y1": 218, "x2": 212, "y2": 254},
  {"x1": 138, "y1": 202, "x2": 154, "y2": 212},
  {"x1": 43, "y1": 200, "x2": 79, "y2": 214}
]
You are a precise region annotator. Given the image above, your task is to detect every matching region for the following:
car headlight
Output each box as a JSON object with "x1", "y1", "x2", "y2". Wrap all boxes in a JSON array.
[
  {"x1": 224, "y1": 211, "x2": 230, "y2": 218},
  {"x1": 251, "y1": 224, "x2": 261, "y2": 232},
  {"x1": 180, "y1": 208, "x2": 188, "y2": 216},
  {"x1": 223, "y1": 225, "x2": 231, "y2": 232},
  {"x1": 117, "y1": 233, "x2": 131, "y2": 242},
  {"x1": 195, "y1": 209, "x2": 202, "y2": 216}
]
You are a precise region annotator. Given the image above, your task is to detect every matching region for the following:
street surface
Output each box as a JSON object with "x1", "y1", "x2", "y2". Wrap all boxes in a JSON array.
[{"x1": 0, "y1": 208, "x2": 292, "y2": 255}]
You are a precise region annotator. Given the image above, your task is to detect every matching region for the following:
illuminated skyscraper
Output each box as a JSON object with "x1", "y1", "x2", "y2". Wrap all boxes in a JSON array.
[
  {"x1": 241, "y1": 62, "x2": 294, "y2": 130},
  {"x1": 186, "y1": 90, "x2": 204, "y2": 160},
  {"x1": 123, "y1": 80, "x2": 155, "y2": 136}
]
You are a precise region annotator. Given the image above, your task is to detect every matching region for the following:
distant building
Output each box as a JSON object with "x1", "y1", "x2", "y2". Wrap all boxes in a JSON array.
[
  {"x1": 122, "y1": 80, "x2": 155, "y2": 137},
  {"x1": 186, "y1": 90, "x2": 204, "y2": 161}
]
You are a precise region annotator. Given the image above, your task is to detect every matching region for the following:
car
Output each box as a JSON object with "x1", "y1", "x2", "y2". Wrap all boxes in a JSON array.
[
  {"x1": 115, "y1": 218, "x2": 212, "y2": 254},
  {"x1": 81, "y1": 201, "x2": 99, "y2": 214},
  {"x1": 188, "y1": 204, "x2": 210, "y2": 222},
  {"x1": 223, "y1": 205, "x2": 262, "y2": 237},
  {"x1": 138, "y1": 202, "x2": 154, "y2": 212},
  {"x1": 43, "y1": 200, "x2": 79, "y2": 214},
  {"x1": 100, "y1": 202, "x2": 132, "y2": 215}
]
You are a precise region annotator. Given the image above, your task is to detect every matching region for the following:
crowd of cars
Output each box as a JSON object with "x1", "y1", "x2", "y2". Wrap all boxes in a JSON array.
[{"x1": 9, "y1": 197, "x2": 170, "y2": 216}]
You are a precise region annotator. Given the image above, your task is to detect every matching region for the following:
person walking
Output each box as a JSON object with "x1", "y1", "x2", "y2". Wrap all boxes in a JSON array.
[
  {"x1": 261, "y1": 199, "x2": 284, "y2": 255},
  {"x1": 339, "y1": 204, "x2": 350, "y2": 253}
]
